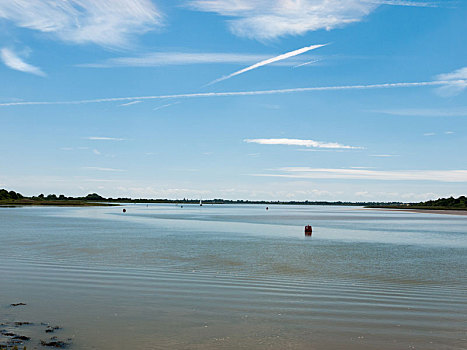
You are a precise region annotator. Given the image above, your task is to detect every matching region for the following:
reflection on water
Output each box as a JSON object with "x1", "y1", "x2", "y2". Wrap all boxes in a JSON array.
[{"x1": 1, "y1": 204, "x2": 466, "y2": 349}]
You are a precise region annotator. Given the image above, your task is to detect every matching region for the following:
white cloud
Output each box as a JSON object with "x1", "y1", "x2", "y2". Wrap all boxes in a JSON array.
[
  {"x1": 254, "y1": 167, "x2": 467, "y2": 182},
  {"x1": 187, "y1": 0, "x2": 435, "y2": 40},
  {"x1": 244, "y1": 138, "x2": 362, "y2": 149},
  {"x1": 81, "y1": 52, "x2": 275, "y2": 68},
  {"x1": 445, "y1": 131, "x2": 455, "y2": 134},
  {"x1": 83, "y1": 167, "x2": 125, "y2": 172},
  {"x1": 369, "y1": 154, "x2": 398, "y2": 157},
  {"x1": 373, "y1": 106, "x2": 467, "y2": 117},
  {"x1": 208, "y1": 44, "x2": 326, "y2": 85},
  {"x1": 116, "y1": 186, "x2": 211, "y2": 198},
  {"x1": 435, "y1": 67, "x2": 467, "y2": 96},
  {"x1": 297, "y1": 149, "x2": 346, "y2": 152},
  {"x1": 0, "y1": 80, "x2": 449, "y2": 107},
  {"x1": 0, "y1": 0, "x2": 162, "y2": 47},
  {"x1": 355, "y1": 191, "x2": 439, "y2": 201},
  {"x1": 371, "y1": 0, "x2": 439, "y2": 6},
  {"x1": 86, "y1": 136, "x2": 126, "y2": 141},
  {"x1": 436, "y1": 67, "x2": 467, "y2": 81},
  {"x1": 93, "y1": 149, "x2": 101, "y2": 155},
  {"x1": 0, "y1": 48, "x2": 45, "y2": 76},
  {"x1": 423, "y1": 132, "x2": 435, "y2": 136}
]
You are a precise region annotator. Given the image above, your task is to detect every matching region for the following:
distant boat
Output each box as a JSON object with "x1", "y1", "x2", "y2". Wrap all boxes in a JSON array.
[{"x1": 199, "y1": 199, "x2": 203, "y2": 206}]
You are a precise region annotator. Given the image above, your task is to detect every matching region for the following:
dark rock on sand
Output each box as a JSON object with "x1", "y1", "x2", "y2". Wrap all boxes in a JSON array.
[
  {"x1": 40, "y1": 337, "x2": 71, "y2": 348},
  {"x1": 0, "y1": 332, "x2": 16, "y2": 337},
  {"x1": 12, "y1": 335, "x2": 30, "y2": 341},
  {"x1": 1, "y1": 330, "x2": 29, "y2": 339},
  {"x1": 14, "y1": 322, "x2": 32, "y2": 326},
  {"x1": 45, "y1": 326, "x2": 61, "y2": 333},
  {"x1": 10, "y1": 303, "x2": 26, "y2": 307}
]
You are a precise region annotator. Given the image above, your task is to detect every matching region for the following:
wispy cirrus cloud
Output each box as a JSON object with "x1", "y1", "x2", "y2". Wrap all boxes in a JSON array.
[
  {"x1": 187, "y1": 0, "x2": 437, "y2": 40},
  {"x1": 116, "y1": 186, "x2": 211, "y2": 198},
  {"x1": 80, "y1": 52, "x2": 274, "y2": 68},
  {"x1": 253, "y1": 167, "x2": 467, "y2": 182},
  {"x1": 86, "y1": 136, "x2": 126, "y2": 141},
  {"x1": 435, "y1": 67, "x2": 467, "y2": 96},
  {"x1": 83, "y1": 167, "x2": 125, "y2": 172},
  {"x1": 208, "y1": 44, "x2": 326, "y2": 85},
  {"x1": 370, "y1": 0, "x2": 440, "y2": 7},
  {"x1": 0, "y1": 0, "x2": 162, "y2": 47},
  {"x1": 0, "y1": 48, "x2": 45, "y2": 76},
  {"x1": 370, "y1": 154, "x2": 399, "y2": 157},
  {"x1": 373, "y1": 106, "x2": 467, "y2": 117},
  {"x1": 244, "y1": 138, "x2": 362, "y2": 149},
  {"x1": 350, "y1": 166, "x2": 376, "y2": 169},
  {"x1": 297, "y1": 149, "x2": 346, "y2": 152}
]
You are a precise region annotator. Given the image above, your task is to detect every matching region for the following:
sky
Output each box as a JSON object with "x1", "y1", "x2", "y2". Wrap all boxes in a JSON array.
[{"x1": 0, "y1": 0, "x2": 466, "y2": 202}]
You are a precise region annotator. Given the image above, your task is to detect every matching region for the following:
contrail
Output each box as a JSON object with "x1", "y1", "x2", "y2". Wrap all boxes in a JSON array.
[
  {"x1": 0, "y1": 80, "x2": 464, "y2": 107},
  {"x1": 207, "y1": 44, "x2": 327, "y2": 85},
  {"x1": 153, "y1": 101, "x2": 180, "y2": 111},
  {"x1": 119, "y1": 100, "x2": 142, "y2": 107},
  {"x1": 293, "y1": 59, "x2": 321, "y2": 68}
]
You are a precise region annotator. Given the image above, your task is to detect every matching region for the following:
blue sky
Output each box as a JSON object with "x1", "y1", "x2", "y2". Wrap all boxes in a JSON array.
[{"x1": 0, "y1": 0, "x2": 466, "y2": 201}]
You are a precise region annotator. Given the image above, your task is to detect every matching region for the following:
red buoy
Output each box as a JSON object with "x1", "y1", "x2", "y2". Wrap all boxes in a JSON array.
[{"x1": 305, "y1": 225, "x2": 312, "y2": 236}]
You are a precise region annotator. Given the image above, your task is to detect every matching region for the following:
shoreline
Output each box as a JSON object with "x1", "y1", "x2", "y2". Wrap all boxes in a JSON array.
[
  {"x1": 0, "y1": 200, "x2": 118, "y2": 207},
  {"x1": 368, "y1": 208, "x2": 467, "y2": 216}
]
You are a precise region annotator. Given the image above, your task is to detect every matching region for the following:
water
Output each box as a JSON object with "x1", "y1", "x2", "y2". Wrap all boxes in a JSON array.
[{"x1": 1, "y1": 204, "x2": 466, "y2": 349}]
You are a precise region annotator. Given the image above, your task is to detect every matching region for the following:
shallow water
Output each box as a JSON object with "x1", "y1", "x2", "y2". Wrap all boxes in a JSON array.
[{"x1": 1, "y1": 204, "x2": 466, "y2": 349}]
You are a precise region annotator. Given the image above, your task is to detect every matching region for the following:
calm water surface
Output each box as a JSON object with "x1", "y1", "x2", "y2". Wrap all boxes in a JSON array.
[{"x1": 1, "y1": 204, "x2": 466, "y2": 349}]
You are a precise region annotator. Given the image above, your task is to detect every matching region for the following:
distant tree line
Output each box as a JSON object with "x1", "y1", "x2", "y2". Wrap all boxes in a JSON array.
[
  {"x1": 1, "y1": 188, "x2": 465, "y2": 208},
  {"x1": 1, "y1": 188, "x2": 402, "y2": 205},
  {"x1": 414, "y1": 196, "x2": 466, "y2": 209},
  {"x1": 366, "y1": 195, "x2": 467, "y2": 210},
  {"x1": 30, "y1": 193, "x2": 106, "y2": 201},
  {"x1": 0, "y1": 189, "x2": 23, "y2": 200}
]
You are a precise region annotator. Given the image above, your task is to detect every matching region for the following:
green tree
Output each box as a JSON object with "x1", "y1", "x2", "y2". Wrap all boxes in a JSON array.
[
  {"x1": 85, "y1": 193, "x2": 104, "y2": 200},
  {"x1": 0, "y1": 189, "x2": 9, "y2": 199}
]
